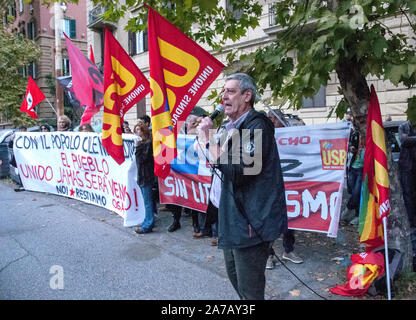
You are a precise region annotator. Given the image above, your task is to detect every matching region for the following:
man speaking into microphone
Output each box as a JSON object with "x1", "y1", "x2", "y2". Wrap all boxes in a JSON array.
[{"x1": 197, "y1": 73, "x2": 288, "y2": 300}]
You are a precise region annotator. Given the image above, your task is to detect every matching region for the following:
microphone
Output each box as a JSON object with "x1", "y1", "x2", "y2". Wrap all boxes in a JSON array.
[{"x1": 209, "y1": 104, "x2": 225, "y2": 121}]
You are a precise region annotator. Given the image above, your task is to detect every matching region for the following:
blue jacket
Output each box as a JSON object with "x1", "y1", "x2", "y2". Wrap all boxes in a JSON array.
[{"x1": 216, "y1": 109, "x2": 288, "y2": 249}]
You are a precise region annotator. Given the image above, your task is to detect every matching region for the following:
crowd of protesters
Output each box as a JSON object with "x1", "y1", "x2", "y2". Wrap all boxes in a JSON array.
[{"x1": 7, "y1": 71, "x2": 416, "y2": 298}]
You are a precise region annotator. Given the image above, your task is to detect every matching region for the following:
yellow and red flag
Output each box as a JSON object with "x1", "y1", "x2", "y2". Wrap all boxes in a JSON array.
[
  {"x1": 102, "y1": 28, "x2": 150, "y2": 164},
  {"x1": 330, "y1": 252, "x2": 385, "y2": 296},
  {"x1": 358, "y1": 85, "x2": 390, "y2": 250},
  {"x1": 146, "y1": 5, "x2": 224, "y2": 178}
]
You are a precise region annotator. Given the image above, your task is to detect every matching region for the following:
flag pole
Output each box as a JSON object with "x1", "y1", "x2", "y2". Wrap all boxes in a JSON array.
[
  {"x1": 45, "y1": 97, "x2": 58, "y2": 116},
  {"x1": 382, "y1": 216, "x2": 391, "y2": 300}
]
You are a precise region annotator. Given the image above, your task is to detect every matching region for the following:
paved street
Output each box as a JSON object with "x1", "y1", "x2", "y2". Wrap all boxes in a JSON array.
[{"x1": 0, "y1": 179, "x2": 360, "y2": 300}]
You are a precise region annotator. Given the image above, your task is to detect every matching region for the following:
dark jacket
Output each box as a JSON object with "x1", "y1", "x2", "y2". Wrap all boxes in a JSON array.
[
  {"x1": 398, "y1": 121, "x2": 416, "y2": 171},
  {"x1": 135, "y1": 139, "x2": 155, "y2": 188},
  {"x1": 216, "y1": 109, "x2": 288, "y2": 249}
]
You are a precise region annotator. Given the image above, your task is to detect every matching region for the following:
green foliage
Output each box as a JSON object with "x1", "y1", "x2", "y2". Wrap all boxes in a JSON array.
[
  {"x1": 406, "y1": 96, "x2": 416, "y2": 124},
  {"x1": 91, "y1": 0, "x2": 262, "y2": 51},
  {"x1": 0, "y1": 12, "x2": 42, "y2": 126},
  {"x1": 240, "y1": 0, "x2": 416, "y2": 118},
  {"x1": 50, "y1": 0, "x2": 416, "y2": 120}
]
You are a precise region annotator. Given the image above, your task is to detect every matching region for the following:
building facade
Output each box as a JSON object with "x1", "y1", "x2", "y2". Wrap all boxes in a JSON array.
[
  {"x1": 87, "y1": 0, "x2": 415, "y2": 127},
  {"x1": 4, "y1": 0, "x2": 87, "y2": 125}
]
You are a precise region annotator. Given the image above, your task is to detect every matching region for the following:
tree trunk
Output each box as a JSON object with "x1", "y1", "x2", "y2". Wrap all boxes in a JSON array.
[
  {"x1": 386, "y1": 144, "x2": 413, "y2": 271},
  {"x1": 335, "y1": 56, "x2": 369, "y2": 140},
  {"x1": 336, "y1": 56, "x2": 413, "y2": 271}
]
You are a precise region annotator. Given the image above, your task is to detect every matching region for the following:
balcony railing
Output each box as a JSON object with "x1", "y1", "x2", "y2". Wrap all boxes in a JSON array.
[{"x1": 88, "y1": 4, "x2": 117, "y2": 30}]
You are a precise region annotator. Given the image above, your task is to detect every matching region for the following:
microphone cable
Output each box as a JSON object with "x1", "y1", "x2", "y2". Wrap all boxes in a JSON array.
[{"x1": 195, "y1": 130, "x2": 328, "y2": 301}]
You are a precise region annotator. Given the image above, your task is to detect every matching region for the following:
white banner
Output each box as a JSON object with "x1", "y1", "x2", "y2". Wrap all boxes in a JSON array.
[
  {"x1": 276, "y1": 122, "x2": 350, "y2": 237},
  {"x1": 13, "y1": 132, "x2": 144, "y2": 227}
]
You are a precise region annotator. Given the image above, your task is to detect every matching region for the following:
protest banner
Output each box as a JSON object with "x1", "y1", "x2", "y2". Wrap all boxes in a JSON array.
[
  {"x1": 12, "y1": 123, "x2": 349, "y2": 235},
  {"x1": 12, "y1": 131, "x2": 144, "y2": 227},
  {"x1": 276, "y1": 122, "x2": 350, "y2": 237},
  {"x1": 158, "y1": 134, "x2": 212, "y2": 212},
  {"x1": 159, "y1": 123, "x2": 349, "y2": 236}
]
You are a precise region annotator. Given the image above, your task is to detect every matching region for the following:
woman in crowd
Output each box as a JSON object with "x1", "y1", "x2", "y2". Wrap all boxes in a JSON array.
[
  {"x1": 57, "y1": 115, "x2": 72, "y2": 131},
  {"x1": 134, "y1": 121, "x2": 157, "y2": 234},
  {"x1": 40, "y1": 124, "x2": 51, "y2": 132},
  {"x1": 79, "y1": 123, "x2": 95, "y2": 132}
]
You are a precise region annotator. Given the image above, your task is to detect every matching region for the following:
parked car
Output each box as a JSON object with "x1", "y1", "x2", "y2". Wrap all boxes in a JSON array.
[
  {"x1": 384, "y1": 120, "x2": 405, "y2": 162},
  {"x1": 0, "y1": 129, "x2": 15, "y2": 178},
  {"x1": 284, "y1": 113, "x2": 306, "y2": 126},
  {"x1": 0, "y1": 126, "x2": 41, "y2": 181}
]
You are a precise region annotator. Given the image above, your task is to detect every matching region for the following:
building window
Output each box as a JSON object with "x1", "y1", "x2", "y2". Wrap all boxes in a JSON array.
[
  {"x1": 269, "y1": 1, "x2": 301, "y2": 27},
  {"x1": 269, "y1": 3, "x2": 277, "y2": 27},
  {"x1": 62, "y1": 58, "x2": 71, "y2": 76},
  {"x1": 128, "y1": 28, "x2": 148, "y2": 55},
  {"x1": 136, "y1": 99, "x2": 146, "y2": 119},
  {"x1": 19, "y1": 66, "x2": 27, "y2": 77},
  {"x1": 28, "y1": 62, "x2": 36, "y2": 79},
  {"x1": 19, "y1": 0, "x2": 23, "y2": 13},
  {"x1": 27, "y1": 21, "x2": 36, "y2": 40},
  {"x1": 226, "y1": 0, "x2": 243, "y2": 20},
  {"x1": 61, "y1": 18, "x2": 76, "y2": 38},
  {"x1": 302, "y1": 86, "x2": 326, "y2": 108},
  {"x1": 10, "y1": 4, "x2": 16, "y2": 18}
]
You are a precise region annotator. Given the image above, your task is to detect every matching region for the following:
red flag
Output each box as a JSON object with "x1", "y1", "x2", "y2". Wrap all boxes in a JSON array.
[
  {"x1": 358, "y1": 85, "x2": 390, "y2": 250},
  {"x1": 20, "y1": 76, "x2": 45, "y2": 119},
  {"x1": 102, "y1": 28, "x2": 150, "y2": 165},
  {"x1": 89, "y1": 45, "x2": 95, "y2": 64},
  {"x1": 65, "y1": 34, "x2": 103, "y2": 125},
  {"x1": 330, "y1": 252, "x2": 385, "y2": 296},
  {"x1": 146, "y1": 5, "x2": 224, "y2": 178}
]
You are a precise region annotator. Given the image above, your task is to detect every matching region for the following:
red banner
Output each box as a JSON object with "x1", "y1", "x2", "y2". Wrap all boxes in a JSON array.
[
  {"x1": 102, "y1": 28, "x2": 150, "y2": 164},
  {"x1": 146, "y1": 5, "x2": 224, "y2": 178},
  {"x1": 285, "y1": 180, "x2": 340, "y2": 233},
  {"x1": 20, "y1": 76, "x2": 45, "y2": 119},
  {"x1": 159, "y1": 171, "x2": 212, "y2": 213}
]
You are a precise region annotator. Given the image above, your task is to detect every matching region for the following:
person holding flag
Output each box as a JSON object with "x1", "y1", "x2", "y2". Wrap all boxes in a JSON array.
[{"x1": 134, "y1": 121, "x2": 157, "y2": 234}]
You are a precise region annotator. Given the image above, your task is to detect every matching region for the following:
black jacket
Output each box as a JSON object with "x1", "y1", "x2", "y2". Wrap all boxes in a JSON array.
[
  {"x1": 135, "y1": 139, "x2": 155, "y2": 188},
  {"x1": 216, "y1": 109, "x2": 288, "y2": 249},
  {"x1": 399, "y1": 121, "x2": 416, "y2": 171}
]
